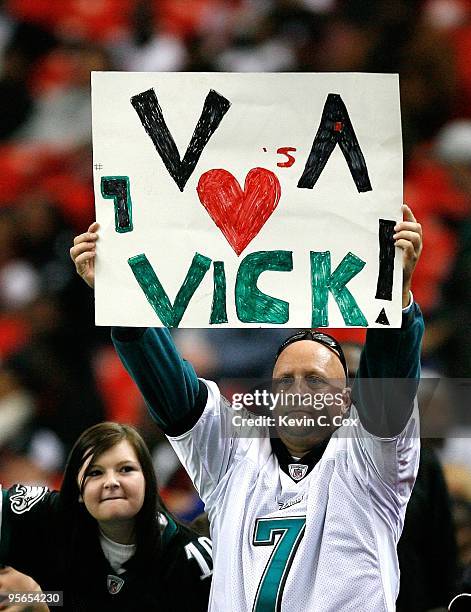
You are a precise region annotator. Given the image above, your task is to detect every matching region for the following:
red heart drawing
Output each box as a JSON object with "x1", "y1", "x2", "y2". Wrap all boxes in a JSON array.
[{"x1": 197, "y1": 168, "x2": 281, "y2": 256}]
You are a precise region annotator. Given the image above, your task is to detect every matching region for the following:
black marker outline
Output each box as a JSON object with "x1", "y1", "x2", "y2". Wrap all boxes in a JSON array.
[
  {"x1": 298, "y1": 93, "x2": 372, "y2": 193},
  {"x1": 131, "y1": 88, "x2": 231, "y2": 192},
  {"x1": 101, "y1": 176, "x2": 133, "y2": 233},
  {"x1": 375, "y1": 219, "x2": 396, "y2": 300}
]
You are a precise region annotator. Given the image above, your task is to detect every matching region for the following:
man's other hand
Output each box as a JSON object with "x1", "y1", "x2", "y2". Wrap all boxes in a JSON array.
[
  {"x1": 70, "y1": 221, "x2": 99, "y2": 289},
  {"x1": 394, "y1": 204, "x2": 423, "y2": 308}
]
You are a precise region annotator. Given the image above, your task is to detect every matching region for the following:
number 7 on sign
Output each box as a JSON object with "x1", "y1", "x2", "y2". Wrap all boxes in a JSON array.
[{"x1": 252, "y1": 517, "x2": 306, "y2": 612}]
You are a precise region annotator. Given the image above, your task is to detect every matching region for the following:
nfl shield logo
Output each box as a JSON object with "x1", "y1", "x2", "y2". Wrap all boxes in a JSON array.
[
  {"x1": 288, "y1": 464, "x2": 308, "y2": 481},
  {"x1": 107, "y1": 575, "x2": 124, "y2": 595}
]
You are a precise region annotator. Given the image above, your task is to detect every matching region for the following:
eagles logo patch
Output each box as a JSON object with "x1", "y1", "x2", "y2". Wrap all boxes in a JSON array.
[
  {"x1": 10, "y1": 485, "x2": 48, "y2": 514},
  {"x1": 107, "y1": 575, "x2": 125, "y2": 595},
  {"x1": 288, "y1": 464, "x2": 308, "y2": 482}
]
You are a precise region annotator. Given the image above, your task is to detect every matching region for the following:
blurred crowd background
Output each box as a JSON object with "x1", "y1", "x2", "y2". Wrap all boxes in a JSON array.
[{"x1": 0, "y1": 0, "x2": 471, "y2": 608}]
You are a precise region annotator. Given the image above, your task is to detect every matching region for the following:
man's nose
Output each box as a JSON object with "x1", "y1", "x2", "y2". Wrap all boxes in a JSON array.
[{"x1": 292, "y1": 377, "x2": 306, "y2": 394}]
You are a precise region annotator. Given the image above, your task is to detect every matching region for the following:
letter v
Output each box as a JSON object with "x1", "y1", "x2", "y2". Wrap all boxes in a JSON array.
[
  {"x1": 128, "y1": 252, "x2": 212, "y2": 327},
  {"x1": 131, "y1": 88, "x2": 231, "y2": 192}
]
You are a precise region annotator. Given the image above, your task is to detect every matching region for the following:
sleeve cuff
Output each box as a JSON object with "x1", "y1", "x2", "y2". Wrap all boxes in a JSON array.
[
  {"x1": 111, "y1": 327, "x2": 148, "y2": 342},
  {"x1": 401, "y1": 292, "x2": 420, "y2": 328},
  {"x1": 402, "y1": 291, "x2": 414, "y2": 313}
]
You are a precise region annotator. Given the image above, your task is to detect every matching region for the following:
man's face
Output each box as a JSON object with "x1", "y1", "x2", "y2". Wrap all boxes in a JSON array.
[{"x1": 272, "y1": 340, "x2": 349, "y2": 456}]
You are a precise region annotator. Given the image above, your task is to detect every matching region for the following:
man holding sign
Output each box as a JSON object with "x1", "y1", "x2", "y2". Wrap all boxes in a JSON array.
[{"x1": 71, "y1": 203, "x2": 423, "y2": 612}]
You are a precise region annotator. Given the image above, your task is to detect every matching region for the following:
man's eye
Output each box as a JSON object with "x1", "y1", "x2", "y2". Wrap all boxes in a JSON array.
[
  {"x1": 278, "y1": 377, "x2": 293, "y2": 386},
  {"x1": 306, "y1": 376, "x2": 328, "y2": 388}
]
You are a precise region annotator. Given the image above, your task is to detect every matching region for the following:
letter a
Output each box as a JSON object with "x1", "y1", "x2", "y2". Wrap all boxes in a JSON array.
[{"x1": 298, "y1": 94, "x2": 372, "y2": 193}]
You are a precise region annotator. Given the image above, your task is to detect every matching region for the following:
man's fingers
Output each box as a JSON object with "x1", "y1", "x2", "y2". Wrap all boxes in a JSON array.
[
  {"x1": 401, "y1": 204, "x2": 416, "y2": 223},
  {"x1": 73, "y1": 231, "x2": 98, "y2": 246},
  {"x1": 395, "y1": 238, "x2": 417, "y2": 256},
  {"x1": 394, "y1": 221, "x2": 422, "y2": 235},
  {"x1": 70, "y1": 242, "x2": 96, "y2": 261},
  {"x1": 74, "y1": 251, "x2": 95, "y2": 267},
  {"x1": 401, "y1": 203, "x2": 416, "y2": 222},
  {"x1": 71, "y1": 225, "x2": 97, "y2": 289},
  {"x1": 393, "y1": 230, "x2": 422, "y2": 249}
]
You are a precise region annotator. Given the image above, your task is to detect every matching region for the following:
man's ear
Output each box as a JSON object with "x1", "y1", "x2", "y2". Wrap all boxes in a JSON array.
[{"x1": 340, "y1": 387, "x2": 352, "y2": 414}]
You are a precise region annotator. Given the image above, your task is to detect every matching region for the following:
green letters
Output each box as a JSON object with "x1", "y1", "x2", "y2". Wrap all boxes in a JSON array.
[
  {"x1": 210, "y1": 261, "x2": 228, "y2": 324},
  {"x1": 310, "y1": 251, "x2": 367, "y2": 326},
  {"x1": 128, "y1": 252, "x2": 211, "y2": 327},
  {"x1": 235, "y1": 251, "x2": 293, "y2": 324}
]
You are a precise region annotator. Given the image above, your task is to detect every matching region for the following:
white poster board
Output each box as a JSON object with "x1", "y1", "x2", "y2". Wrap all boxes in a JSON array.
[{"x1": 92, "y1": 72, "x2": 403, "y2": 328}]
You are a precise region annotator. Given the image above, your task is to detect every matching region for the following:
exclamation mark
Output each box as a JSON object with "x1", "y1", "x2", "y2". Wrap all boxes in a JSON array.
[{"x1": 375, "y1": 219, "x2": 396, "y2": 325}]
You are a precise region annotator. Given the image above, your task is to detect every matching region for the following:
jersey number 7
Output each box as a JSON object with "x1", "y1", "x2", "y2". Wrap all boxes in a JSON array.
[{"x1": 252, "y1": 516, "x2": 306, "y2": 612}]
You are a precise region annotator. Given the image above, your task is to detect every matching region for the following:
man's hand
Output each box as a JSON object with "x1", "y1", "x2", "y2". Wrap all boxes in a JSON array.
[
  {"x1": 0, "y1": 567, "x2": 48, "y2": 611},
  {"x1": 394, "y1": 204, "x2": 423, "y2": 308},
  {"x1": 70, "y1": 222, "x2": 99, "y2": 289}
]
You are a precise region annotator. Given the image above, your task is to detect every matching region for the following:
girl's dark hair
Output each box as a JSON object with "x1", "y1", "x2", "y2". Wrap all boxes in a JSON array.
[{"x1": 59, "y1": 422, "x2": 166, "y2": 572}]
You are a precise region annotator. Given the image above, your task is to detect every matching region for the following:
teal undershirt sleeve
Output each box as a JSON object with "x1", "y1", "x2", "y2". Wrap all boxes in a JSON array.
[
  {"x1": 353, "y1": 301, "x2": 424, "y2": 437},
  {"x1": 112, "y1": 327, "x2": 205, "y2": 435}
]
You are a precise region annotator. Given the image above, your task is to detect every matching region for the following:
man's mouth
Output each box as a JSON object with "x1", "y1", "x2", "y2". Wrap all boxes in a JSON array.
[{"x1": 280, "y1": 408, "x2": 319, "y2": 418}]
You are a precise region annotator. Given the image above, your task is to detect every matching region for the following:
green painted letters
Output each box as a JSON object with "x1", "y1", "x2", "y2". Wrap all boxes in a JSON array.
[
  {"x1": 128, "y1": 252, "x2": 211, "y2": 327},
  {"x1": 235, "y1": 251, "x2": 293, "y2": 324},
  {"x1": 210, "y1": 261, "x2": 228, "y2": 324},
  {"x1": 310, "y1": 251, "x2": 368, "y2": 326}
]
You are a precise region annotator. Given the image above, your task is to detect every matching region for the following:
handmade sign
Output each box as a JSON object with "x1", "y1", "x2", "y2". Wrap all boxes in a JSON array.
[{"x1": 92, "y1": 72, "x2": 402, "y2": 327}]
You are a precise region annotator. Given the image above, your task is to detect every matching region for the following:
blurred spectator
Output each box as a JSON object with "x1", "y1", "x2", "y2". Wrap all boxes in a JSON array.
[
  {"x1": 0, "y1": 9, "x2": 56, "y2": 139},
  {"x1": 175, "y1": 328, "x2": 288, "y2": 382},
  {"x1": 445, "y1": 482, "x2": 471, "y2": 597},
  {"x1": 0, "y1": 367, "x2": 33, "y2": 448},
  {"x1": 112, "y1": 0, "x2": 187, "y2": 71},
  {"x1": 397, "y1": 446, "x2": 458, "y2": 611},
  {"x1": 420, "y1": 119, "x2": 471, "y2": 376},
  {"x1": 15, "y1": 43, "x2": 112, "y2": 147},
  {"x1": 5, "y1": 294, "x2": 105, "y2": 467}
]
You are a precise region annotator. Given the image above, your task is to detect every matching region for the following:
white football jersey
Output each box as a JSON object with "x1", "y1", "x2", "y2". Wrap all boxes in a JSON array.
[{"x1": 168, "y1": 379, "x2": 420, "y2": 612}]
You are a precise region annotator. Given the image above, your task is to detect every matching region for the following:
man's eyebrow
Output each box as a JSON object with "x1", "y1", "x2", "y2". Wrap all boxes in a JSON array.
[{"x1": 276, "y1": 367, "x2": 326, "y2": 375}]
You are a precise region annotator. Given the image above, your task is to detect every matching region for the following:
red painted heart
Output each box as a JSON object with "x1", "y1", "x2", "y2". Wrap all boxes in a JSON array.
[{"x1": 196, "y1": 168, "x2": 281, "y2": 256}]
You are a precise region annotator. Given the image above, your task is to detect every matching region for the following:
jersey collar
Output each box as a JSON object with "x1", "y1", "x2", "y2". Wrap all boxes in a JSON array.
[{"x1": 271, "y1": 436, "x2": 331, "y2": 482}]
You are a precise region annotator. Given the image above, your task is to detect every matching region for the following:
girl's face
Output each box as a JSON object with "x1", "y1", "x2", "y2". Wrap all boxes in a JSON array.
[{"x1": 78, "y1": 440, "x2": 146, "y2": 526}]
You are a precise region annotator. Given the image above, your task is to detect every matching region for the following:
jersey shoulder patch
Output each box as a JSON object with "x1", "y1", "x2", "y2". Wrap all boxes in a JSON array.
[{"x1": 9, "y1": 484, "x2": 49, "y2": 515}]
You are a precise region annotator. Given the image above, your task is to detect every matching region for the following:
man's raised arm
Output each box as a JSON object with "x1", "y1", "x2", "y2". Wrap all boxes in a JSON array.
[
  {"x1": 353, "y1": 204, "x2": 424, "y2": 437},
  {"x1": 111, "y1": 327, "x2": 207, "y2": 435}
]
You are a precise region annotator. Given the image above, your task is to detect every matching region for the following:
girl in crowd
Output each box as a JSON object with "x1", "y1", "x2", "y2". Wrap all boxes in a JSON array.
[{"x1": 0, "y1": 422, "x2": 212, "y2": 611}]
